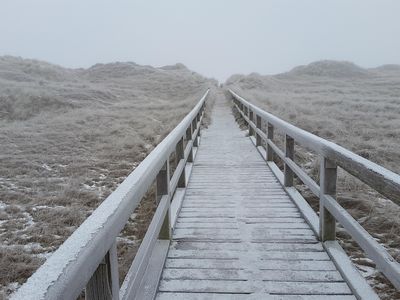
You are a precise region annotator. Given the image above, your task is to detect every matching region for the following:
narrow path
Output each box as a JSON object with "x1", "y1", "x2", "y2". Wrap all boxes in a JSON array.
[{"x1": 156, "y1": 98, "x2": 355, "y2": 299}]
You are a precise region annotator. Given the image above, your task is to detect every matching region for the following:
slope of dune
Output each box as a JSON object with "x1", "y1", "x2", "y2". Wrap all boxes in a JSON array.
[{"x1": 0, "y1": 56, "x2": 216, "y2": 296}]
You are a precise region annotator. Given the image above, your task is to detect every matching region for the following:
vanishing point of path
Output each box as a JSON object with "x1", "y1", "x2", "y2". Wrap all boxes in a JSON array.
[{"x1": 155, "y1": 98, "x2": 356, "y2": 299}]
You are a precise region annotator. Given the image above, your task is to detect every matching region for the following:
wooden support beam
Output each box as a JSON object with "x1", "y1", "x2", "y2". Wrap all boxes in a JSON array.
[
  {"x1": 249, "y1": 109, "x2": 254, "y2": 136},
  {"x1": 320, "y1": 157, "x2": 337, "y2": 241},
  {"x1": 256, "y1": 115, "x2": 262, "y2": 146},
  {"x1": 86, "y1": 242, "x2": 119, "y2": 300},
  {"x1": 157, "y1": 161, "x2": 171, "y2": 240},
  {"x1": 284, "y1": 135, "x2": 294, "y2": 187},
  {"x1": 186, "y1": 125, "x2": 193, "y2": 163},
  {"x1": 266, "y1": 123, "x2": 274, "y2": 161},
  {"x1": 176, "y1": 137, "x2": 186, "y2": 188}
]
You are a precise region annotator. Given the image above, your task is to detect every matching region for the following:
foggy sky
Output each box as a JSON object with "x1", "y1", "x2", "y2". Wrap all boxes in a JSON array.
[{"x1": 1, "y1": 0, "x2": 400, "y2": 81}]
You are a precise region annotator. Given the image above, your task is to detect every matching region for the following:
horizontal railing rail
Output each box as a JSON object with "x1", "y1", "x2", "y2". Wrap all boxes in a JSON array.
[
  {"x1": 12, "y1": 89, "x2": 209, "y2": 300},
  {"x1": 229, "y1": 89, "x2": 400, "y2": 293}
]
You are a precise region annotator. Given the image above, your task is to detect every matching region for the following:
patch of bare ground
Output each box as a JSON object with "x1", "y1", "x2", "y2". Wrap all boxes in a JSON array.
[
  {"x1": 227, "y1": 60, "x2": 400, "y2": 299},
  {"x1": 0, "y1": 55, "x2": 217, "y2": 297}
]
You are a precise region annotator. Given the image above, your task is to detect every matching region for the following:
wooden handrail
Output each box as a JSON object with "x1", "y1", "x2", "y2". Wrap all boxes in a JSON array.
[
  {"x1": 12, "y1": 89, "x2": 209, "y2": 300},
  {"x1": 229, "y1": 89, "x2": 400, "y2": 291},
  {"x1": 230, "y1": 89, "x2": 400, "y2": 204}
]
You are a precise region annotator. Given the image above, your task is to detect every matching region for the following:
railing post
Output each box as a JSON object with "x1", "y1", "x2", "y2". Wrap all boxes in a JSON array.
[
  {"x1": 186, "y1": 124, "x2": 193, "y2": 162},
  {"x1": 284, "y1": 135, "x2": 294, "y2": 187},
  {"x1": 191, "y1": 118, "x2": 198, "y2": 147},
  {"x1": 320, "y1": 157, "x2": 337, "y2": 241},
  {"x1": 248, "y1": 108, "x2": 254, "y2": 136},
  {"x1": 176, "y1": 137, "x2": 186, "y2": 187},
  {"x1": 256, "y1": 115, "x2": 262, "y2": 146},
  {"x1": 196, "y1": 113, "x2": 201, "y2": 145},
  {"x1": 266, "y1": 123, "x2": 274, "y2": 161},
  {"x1": 86, "y1": 241, "x2": 119, "y2": 300},
  {"x1": 157, "y1": 161, "x2": 171, "y2": 239}
]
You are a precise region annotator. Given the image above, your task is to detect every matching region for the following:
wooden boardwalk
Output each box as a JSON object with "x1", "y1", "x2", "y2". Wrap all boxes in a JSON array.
[
  {"x1": 156, "y1": 101, "x2": 355, "y2": 299},
  {"x1": 17, "y1": 90, "x2": 400, "y2": 299}
]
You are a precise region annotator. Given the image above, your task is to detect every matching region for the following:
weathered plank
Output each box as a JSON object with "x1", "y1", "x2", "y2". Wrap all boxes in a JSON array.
[
  {"x1": 158, "y1": 279, "x2": 352, "y2": 294},
  {"x1": 156, "y1": 293, "x2": 356, "y2": 300}
]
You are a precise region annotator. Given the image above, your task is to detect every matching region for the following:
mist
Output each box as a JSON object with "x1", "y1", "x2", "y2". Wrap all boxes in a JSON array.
[{"x1": 1, "y1": 0, "x2": 400, "y2": 81}]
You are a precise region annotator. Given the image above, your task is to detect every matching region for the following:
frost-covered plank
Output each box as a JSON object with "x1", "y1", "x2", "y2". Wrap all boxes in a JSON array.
[
  {"x1": 170, "y1": 241, "x2": 246, "y2": 251},
  {"x1": 158, "y1": 279, "x2": 253, "y2": 293},
  {"x1": 162, "y1": 268, "x2": 343, "y2": 282},
  {"x1": 175, "y1": 223, "x2": 239, "y2": 229},
  {"x1": 251, "y1": 242, "x2": 324, "y2": 252},
  {"x1": 246, "y1": 222, "x2": 310, "y2": 229},
  {"x1": 243, "y1": 217, "x2": 305, "y2": 223},
  {"x1": 156, "y1": 293, "x2": 357, "y2": 300},
  {"x1": 162, "y1": 268, "x2": 246, "y2": 280},
  {"x1": 167, "y1": 249, "x2": 329, "y2": 261},
  {"x1": 258, "y1": 260, "x2": 337, "y2": 271},
  {"x1": 165, "y1": 258, "x2": 242, "y2": 270},
  {"x1": 164, "y1": 258, "x2": 337, "y2": 271},
  {"x1": 176, "y1": 217, "x2": 236, "y2": 223},
  {"x1": 179, "y1": 207, "x2": 300, "y2": 213},
  {"x1": 251, "y1": 228, "x2": 315, "y2": 236},
  {"x1": 158, "y1": 279, "x2": 352, "y2": 294}
]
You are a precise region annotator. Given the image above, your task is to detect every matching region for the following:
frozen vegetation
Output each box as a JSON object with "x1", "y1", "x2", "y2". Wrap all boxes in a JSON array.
[{"x1": 0, "y1": 56, "x2": 216, "y2": 297}]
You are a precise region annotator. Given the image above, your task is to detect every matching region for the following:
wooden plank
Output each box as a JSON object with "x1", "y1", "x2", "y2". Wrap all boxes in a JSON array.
[
  {"x1": 158, "y1": 279, "x2": 352, "y2": 294},
  {"x1": 164, "y1": 258, "x2": 337, "y2": 271},
  {"x1": 176, "y1": 217, "x2": 237, "y2": 223},
  {"x1": 162, "y1": 268, "x2": 343, "y2": 282},
  {"x1": 167, "y1": 249, "x2": 330, "y2": 261},
  {"x1": 176, "y1": 222, "x2": 310, "y2": 229},
  {"x1": 165, "y1": 258, "x2": 242, "y2": 270},
  {"x1": 175, "y1": 223, "x2": 239, "y2": 229},
  {"x1": 156, "y1": 293, "x2": 356, "y2": 300},
  {"x1": 284, "y1": 187, "x2": 320, "y2": 237},
  {"x1": 170, "y1": 241, "x2": 325, "y2": 252}
]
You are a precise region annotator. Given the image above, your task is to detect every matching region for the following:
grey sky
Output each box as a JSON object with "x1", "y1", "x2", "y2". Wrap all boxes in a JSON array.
[{"x1": 1, "y1": 0, "x2": 400, "y2": 81}]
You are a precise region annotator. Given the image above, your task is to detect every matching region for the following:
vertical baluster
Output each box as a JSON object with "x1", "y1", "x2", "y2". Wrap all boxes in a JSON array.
[
  {"x1": 157, "y1": 161, "x2": 171, "y2": 239},
  {"x1": 256, "y1": 115, "x2": 262, "y2": 146},
  {"x1": 320, "y1": 157, "x2": 337, "y2": 241},
  {"x1": 266, "y1": 123, "x2": 274, "y2": 161},
  {"x1": 176, "y1": 137, "x2": 186, "y2": 188},
  {"x1": 186, "y1": 124, "x2": 193, "y2": 163},
  {"x1": 192, "y1": 119, "x2": 198, "y2": 147},
  {"x1": 249, "y1": 108, "x2": 254, "y2": 136},
  {"x1": 86, "y1": 241, "x2": 119, "y2": 300},
  {"x1": 284, "y1": 135, "x2": 294, "y2": 187},
  {"x1": 196, "y1": 113, "x2": 201, "y2": 144}
]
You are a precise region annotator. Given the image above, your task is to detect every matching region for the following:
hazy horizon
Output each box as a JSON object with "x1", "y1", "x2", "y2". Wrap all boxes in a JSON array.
[{"x1": 1, "y1": 0, "x2": 400, "y2": 81}]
